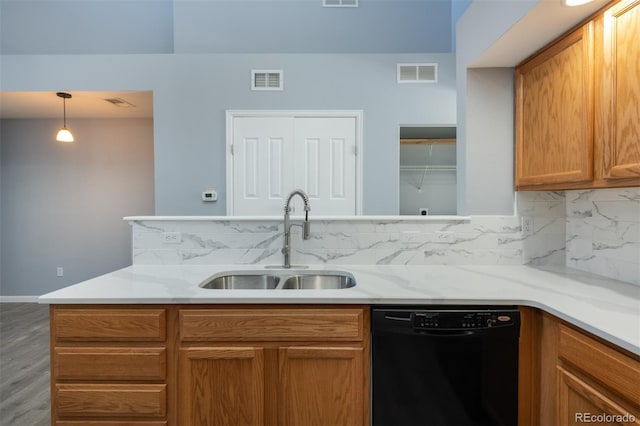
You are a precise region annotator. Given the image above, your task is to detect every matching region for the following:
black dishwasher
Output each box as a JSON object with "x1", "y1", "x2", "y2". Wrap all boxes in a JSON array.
[{"x1": 372, "y1": 306, "x2": 520, "y2": 426}]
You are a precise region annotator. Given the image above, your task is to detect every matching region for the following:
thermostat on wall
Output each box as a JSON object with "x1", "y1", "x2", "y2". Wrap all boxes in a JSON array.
[{"x1": 202, "y1": 187, "x2": 218, "y2": 202}]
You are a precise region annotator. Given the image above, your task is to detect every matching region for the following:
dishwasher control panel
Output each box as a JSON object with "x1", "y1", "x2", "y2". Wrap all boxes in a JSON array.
[{"x1": 413, "y1": 309, "x2": 517, "y2": 330}]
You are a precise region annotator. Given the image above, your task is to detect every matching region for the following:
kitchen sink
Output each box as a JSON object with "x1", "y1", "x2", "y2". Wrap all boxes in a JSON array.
[
  {"x1": 198, "y1": 270, "x2": 356, "y2": 290},
  {"x1": 281, "y1": 273, "x2": 356, "y2": 289},
  {"x1": 199, "y1": 273, "x2": 280, "y2": 289}
]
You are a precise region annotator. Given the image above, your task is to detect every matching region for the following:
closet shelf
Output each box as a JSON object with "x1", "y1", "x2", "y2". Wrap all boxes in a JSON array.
[{"x1": 400, "y1": 165, "x2": 456, "y2": 172}]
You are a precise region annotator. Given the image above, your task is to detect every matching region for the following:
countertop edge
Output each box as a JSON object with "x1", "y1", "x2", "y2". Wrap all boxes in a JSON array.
[{"x1": 37, "y1": 264, "x2": 640, "y2": 356}]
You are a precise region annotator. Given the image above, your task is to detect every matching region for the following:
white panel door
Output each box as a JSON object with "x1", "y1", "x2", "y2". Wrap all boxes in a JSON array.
[
  {"x1": 232, "y1": 117, "x2": 294, "y2": 215},
  {"x1": 231, "y1": 113, "x2": 358, "y2": 216},
  {"x1": 293, "y1": 117, "x2": 357, "y2": 215}
]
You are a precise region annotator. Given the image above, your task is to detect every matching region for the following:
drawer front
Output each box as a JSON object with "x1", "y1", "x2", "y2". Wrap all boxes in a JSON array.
[
  {"x1": 54, "y1": 309, "x2": 166, "y2": 342},
  {"x1": 56, "y1": 384, "x2": 166, "y2": 417},
  {"x1": 54, "y1": 347, "x2": 166, "y2": 380},
  {"x1": 180, "y1": 308, "x2": 365, "y2": 341},
  {"x1": 558, "y1": 324, "x2": 640, "y2": 405}
]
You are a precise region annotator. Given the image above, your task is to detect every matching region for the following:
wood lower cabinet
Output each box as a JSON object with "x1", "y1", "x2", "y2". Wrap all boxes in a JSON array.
[
  {"x1": 177, "y1": 305, "x2": 370, "y2": 426},
  {"x1": 520, "y1": 309, "x2": 640, "y2": 426},
  {"x1": 50, "y1": 306, "x2": 171, "y2": 426},
  {"x1": 278, "y1": 346, "x2": 365, "y2": 426},
  {"x1": 178, "y1": 346, "x2": 265, "y2": 426},
  {"x1": 51, "y1": 305, "x2": 369, "y2": 426}
]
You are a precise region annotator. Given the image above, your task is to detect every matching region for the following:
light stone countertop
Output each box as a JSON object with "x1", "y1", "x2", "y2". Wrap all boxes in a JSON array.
[{"x1": 38, "y1": 264, "x2": 640, "y2": 356}]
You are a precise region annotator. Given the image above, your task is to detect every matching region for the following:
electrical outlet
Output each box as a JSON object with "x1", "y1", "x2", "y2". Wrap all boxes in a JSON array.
[
  {"x1": 162, "y1": 232, "x2": 182, "y2": 244},
  {"x1": 419, "y1": 208, "x2": 429, "y2": 216},
  {"x1": 56, "y1": 267, "x2": 64, "y2": 277},
  {"x1": 521, "y1": 216, "x2": 534, "y2": 236}
]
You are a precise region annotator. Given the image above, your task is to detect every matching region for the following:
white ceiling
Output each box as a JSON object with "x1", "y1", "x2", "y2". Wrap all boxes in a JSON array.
[
  {"x1": 471, "y1": 0, "x2": 611, "y2": 67},
  {"x1": 0, "y1": 91, "x2": 153, "y2": 119}
]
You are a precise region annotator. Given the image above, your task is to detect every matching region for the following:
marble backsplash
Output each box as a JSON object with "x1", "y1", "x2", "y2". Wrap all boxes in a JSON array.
[
  {"x1": 517, "y1": 188, "x2": 639, "y2": 285},
  {"x1": 131, "y1": 216, "x2": 526, "y2": 267},
  {"x1": 129, "y1": 188, "x2": 639, "y2": 285},
  {"x1": 564, "y1": 188, "x2": 639, "y2": 285}
]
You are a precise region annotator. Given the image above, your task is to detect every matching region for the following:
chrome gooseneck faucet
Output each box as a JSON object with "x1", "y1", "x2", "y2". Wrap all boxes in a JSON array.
[{"x1": 282, "y1": 189, "x2": 311, "y2": 268}]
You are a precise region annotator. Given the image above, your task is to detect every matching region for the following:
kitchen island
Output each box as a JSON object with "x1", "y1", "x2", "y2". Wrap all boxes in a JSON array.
[
  {"x1": 40, "y1": 264, "x2": 640, "y2": 426},
  {"x1": 40, "y1": 263, "x2": 640, "y2": 354}
]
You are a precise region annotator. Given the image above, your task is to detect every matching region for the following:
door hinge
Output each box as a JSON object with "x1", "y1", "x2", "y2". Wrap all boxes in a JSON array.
[
  {"x1": 353, "y1": 145, "x2": 358, "y2": 156},
  {"x1": 230, "y1": 144, "x2": 234, "y2": 155}
]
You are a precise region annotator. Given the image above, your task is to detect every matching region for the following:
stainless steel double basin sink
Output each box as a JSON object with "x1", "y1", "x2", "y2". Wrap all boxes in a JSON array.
[{"x1": 199, "y1": 270, "x2": 356, "y2": 290}]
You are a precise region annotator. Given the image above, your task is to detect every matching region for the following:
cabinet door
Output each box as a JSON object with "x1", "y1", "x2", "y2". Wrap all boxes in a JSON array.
[
  {"x1": 600, "y1": 0, "x2": 640, "y2": 182},
  {"x1": 557, "y1": 367, "x2": 640, "y2": 426},
  {"x1": 178, "y1": 347, "x2": 265, "y2": 426},
  {"x1": 278, "y1": 346, "x2": 366, "y2": 426},
  {"x1": 516, "y1": 23, "x2": 594, "y2": 188}
]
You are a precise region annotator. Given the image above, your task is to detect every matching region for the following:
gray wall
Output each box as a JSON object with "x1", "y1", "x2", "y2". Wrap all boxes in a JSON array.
[
  {"x1": 1, "y1": 0, "x2": 453, "y2": 55},
  {"x1": 455, "y1": 0, "x2": 536, "y2": 215},
  {"x1": 1, "y1": 0, "x2": 458, "y2": 217},
  {"x1": 1, "y1": 53, "x2": 457, "y2": 216},
  {"x1": 1, "y1": 0, "x2": 174, "y2": 54},
  {"x1": 173, "y1": 0, "x2": 452, "y2": 53},
  {"x1": 0, "y1": 118, "x2": 154, "y2": 297}
]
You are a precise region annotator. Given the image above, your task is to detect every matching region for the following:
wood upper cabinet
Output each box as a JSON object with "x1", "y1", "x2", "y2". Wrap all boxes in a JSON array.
[
  {"x1": 516, "y1": 0, "x2": 640, "y2": 190},
  {"x1": 597, "y1": 0, "x2": 640, "y2": 182},
  {"x1": 516, "y1": 23, "x2": 595, "y2": 188}
]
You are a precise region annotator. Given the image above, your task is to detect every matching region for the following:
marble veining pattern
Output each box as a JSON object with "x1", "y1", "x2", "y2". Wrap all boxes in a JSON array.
[
  {"x1": 37, "y1": 263, "x2": 640, "y2": 355},
  {"x1": 128, "y1": 188, "x2": 638, "y2": 286},
  {"x1": 565, "y1": 188, "x2": 640, "y2": 285},
  {"x1": 131, "y1": 217, "x2": 527, "y2": 267}
]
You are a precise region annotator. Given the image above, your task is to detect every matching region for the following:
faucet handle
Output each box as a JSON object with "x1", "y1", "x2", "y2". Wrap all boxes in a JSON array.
[{"x1": 303, "y1": 221, "x2": 311, "y2": 240}]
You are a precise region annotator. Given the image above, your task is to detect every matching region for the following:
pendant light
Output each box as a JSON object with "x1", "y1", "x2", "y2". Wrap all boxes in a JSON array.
[{"x1": 55, "y1": 92, "x2": 74, "y2": 142}]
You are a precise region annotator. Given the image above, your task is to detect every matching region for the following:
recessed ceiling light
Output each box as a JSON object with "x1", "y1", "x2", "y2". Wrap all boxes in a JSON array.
[{"x1": 562, "y1": 0, "x2": 594, "y2": 7}]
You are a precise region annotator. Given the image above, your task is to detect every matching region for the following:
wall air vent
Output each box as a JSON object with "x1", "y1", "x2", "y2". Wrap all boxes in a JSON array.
[
  {"x1": 103, "y1": 97, "x2": 136, "y2": 108},
  {"x1": 397, "y1": 63, "x2": 438, "y2": 84},
  {"x1": 251, "y1": 70, "x2": 283, "y2": 91},
  {"x1": 323, "y1": 0, "x2": 358, "y2": 7}
]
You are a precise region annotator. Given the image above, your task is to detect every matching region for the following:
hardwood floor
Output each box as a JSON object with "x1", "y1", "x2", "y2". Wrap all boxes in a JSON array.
[{"x1": 0, "y1": 303, "x2": 50, "y2": 426}]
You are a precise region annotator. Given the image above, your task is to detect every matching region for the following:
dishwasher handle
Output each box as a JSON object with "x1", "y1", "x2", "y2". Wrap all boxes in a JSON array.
[{"x1": 383, "y1": 313, "x2": 412, "y2": 322}]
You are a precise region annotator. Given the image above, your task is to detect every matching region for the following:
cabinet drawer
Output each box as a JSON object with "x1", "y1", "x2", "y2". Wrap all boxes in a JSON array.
[
  {"x1": 180, "y1": 308, "x2": 365, "y2": 341},
  {"x1": 54, "y1": 347, "x2": 166, "y2": 380},
  {"x1": 54, "y1": 309, "x2": 166, "y2": 342},
  {"x1": 558, "y1": 324, "x2": 640, "y2": 405},
  {"x1": 55, "y1": 384, "x2": 166, "y2": 417}
]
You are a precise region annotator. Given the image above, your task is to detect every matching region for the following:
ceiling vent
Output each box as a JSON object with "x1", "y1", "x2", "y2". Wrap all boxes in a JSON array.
[
  {"x1": 103, "y1": 97, "x2": 136, "y2": 108},
  {"x1": 323, "y1": 0, "x2": 358, "y2": 7},
  {"x1": 397, "y1": 63, "x2": 438, "y2": 84},
  {"x1": 251, "y1": 70, "x2": 283, "y2": 91}
]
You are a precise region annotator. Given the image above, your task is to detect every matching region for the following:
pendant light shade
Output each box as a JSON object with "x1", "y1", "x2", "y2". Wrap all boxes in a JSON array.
[{"x1": 56, "y1": 92, "x2": 74, "y2": 142}]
